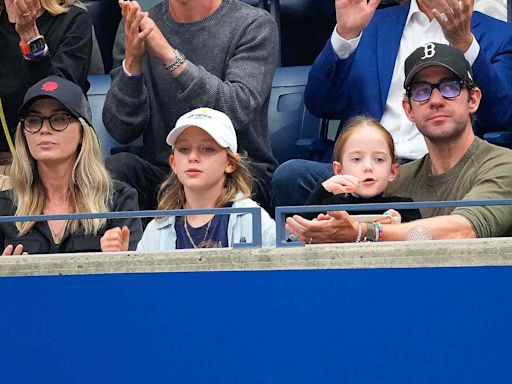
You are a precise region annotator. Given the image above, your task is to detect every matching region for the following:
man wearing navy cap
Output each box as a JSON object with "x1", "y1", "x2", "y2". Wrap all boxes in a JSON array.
[
  {"x1": 286, "y1": 43, "x2": 512, "y2": 243},
  {"x1": 272, "y1": 0, "x2": 512, "y2": 208}
]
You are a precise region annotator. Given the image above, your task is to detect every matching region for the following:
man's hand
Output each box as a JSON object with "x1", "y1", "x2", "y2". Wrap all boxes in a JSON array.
[
  {"x1": 139, "y1": 16, "x2": 186, "y2": 75},
  {"x1": 100, "y1": 226, "x2": 130, "y2": 252},
  {"x1": 335, "y1": 0, "x2": 381, "y2": 40},
  {"x1": 286, "y1": 210, "x2": 359, "y2": 244},
  {"x1": 2, "y1": 244, "x2": 28, "y2": 256},
  {"x1": 322, "y1": 174, "x2": 359, "y2": 195},
  {"x1": 431, "y1": 0, "x2": 473, "y2": 52},
  {"x1": 119, "y1": 0, "x2": 153, "y2": 75}
]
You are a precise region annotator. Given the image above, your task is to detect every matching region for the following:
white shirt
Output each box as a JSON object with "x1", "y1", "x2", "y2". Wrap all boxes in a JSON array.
[{"x1": 330, "y1": 0, "x2": 480, "y2": 159}]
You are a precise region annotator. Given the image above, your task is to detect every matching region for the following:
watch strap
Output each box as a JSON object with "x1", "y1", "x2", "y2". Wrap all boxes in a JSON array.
[{"x1": 19, "y1": 35, "x2": 48, "y2": 61}]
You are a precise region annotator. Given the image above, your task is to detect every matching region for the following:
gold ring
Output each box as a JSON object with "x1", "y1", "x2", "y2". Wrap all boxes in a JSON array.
[{"x1": 23, "y1": 12, "x2": 30, "y2": 16}]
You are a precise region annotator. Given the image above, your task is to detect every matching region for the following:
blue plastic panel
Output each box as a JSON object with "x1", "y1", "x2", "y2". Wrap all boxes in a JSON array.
[{"x1": 1, "y1": 266, "x2": 512, "y2": 383}]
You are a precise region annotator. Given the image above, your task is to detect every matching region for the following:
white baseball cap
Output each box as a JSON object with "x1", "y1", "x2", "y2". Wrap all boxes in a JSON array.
[{"x1": 166, "y1": 108, "x2": 238, "y2": 153}]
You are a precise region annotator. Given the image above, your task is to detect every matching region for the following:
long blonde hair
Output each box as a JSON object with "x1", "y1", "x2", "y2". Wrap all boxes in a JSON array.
[
  {"x1": 0, "y1": 0, "x2": 76, "y2": 15},
  {"x1": 11, "y1": 117, "x2": 113, "y2": 235},
  {"x1": 157, "y1": 149, "x2": 252, "y2": 214}
]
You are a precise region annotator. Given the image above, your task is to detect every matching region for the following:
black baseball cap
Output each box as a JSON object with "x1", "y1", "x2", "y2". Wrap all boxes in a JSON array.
[
  {"x1": 18, "y1": 76, "x2": 92, "y2": 125},
  {"x1": 404, "y1": 42, "x2": 474, "y2": 89}
]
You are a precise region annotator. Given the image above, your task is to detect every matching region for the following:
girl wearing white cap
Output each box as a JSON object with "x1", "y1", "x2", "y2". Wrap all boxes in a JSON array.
[{"x1": 136, "y1": 107, "x2": 275, "y2": 250}]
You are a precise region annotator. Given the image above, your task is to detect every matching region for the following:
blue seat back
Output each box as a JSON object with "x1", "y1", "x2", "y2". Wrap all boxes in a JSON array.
[
  {"x1": 269, "y1": 66, "x2": 332, "y2": 164},
  {"x1": 87, "y1": 75, "x2": 124, "y2": 159},
  {"x1": 483, "y1": 131, "x2": 512, "y2": 149}
]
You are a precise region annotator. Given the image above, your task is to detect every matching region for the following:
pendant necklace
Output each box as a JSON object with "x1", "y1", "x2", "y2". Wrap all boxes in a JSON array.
[
  {"x1": 184, "y1": 216, "x2": 213, "y2": 248},
  {"x1": 48, "y1": 220, "x2": 68, "y2": 245}
]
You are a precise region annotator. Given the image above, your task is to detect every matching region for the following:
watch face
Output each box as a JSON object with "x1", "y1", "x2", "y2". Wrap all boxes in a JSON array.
[{"x1": 29, "y1": 37, "x2": 46, "y2": 55}]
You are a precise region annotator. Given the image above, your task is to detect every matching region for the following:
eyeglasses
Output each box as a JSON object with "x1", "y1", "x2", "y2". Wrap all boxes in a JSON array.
[
  {"x1": 407, "y1": 79, "x2": 466, "y2": 102},
  {"x1": 21, "y1": 113, "x2": 77, "y2": 133}
]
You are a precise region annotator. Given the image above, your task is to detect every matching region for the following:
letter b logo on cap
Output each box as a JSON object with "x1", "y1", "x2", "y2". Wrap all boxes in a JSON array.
[{"x1": 421, "y1": 43, "x2": 436, "y2": 60}]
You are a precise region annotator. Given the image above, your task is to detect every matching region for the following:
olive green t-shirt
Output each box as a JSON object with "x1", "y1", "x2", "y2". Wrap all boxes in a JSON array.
[{"x1": 385, "y1": 137, "x2": 512, "y2": 237}]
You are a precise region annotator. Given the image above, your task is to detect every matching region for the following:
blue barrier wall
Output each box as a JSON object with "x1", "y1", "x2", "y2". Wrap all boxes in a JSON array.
[{"x1": 1, "y1": 265, "x2": 512, "y2": 383}]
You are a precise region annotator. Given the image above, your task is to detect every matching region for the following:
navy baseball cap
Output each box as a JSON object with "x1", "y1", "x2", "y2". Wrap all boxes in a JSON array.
[
  {"x1": 18, "y1": 76, "x2": 92, "y2": 126},
  {"x1": 404, "y1": 42, "x2": 474, "y2": 89}
]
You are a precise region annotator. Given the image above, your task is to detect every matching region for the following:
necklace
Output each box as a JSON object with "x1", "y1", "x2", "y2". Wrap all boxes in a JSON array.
[
  {"x1": 48, "y1": 220, "x2": 68, "y2": 245},
  {"x1": 183, "y1": 216, "x2": 213, "y2": 249}
]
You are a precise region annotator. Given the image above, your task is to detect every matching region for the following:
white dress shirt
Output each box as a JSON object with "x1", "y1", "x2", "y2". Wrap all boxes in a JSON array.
[{"x1": 330, "y1": 0, "x2": 479, "y2": 159}]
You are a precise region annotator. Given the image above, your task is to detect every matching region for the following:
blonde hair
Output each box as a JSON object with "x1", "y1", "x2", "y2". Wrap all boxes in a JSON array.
[
  {"x1": 11, "y1": 117, "x2": 113, "y2": 236},
  {"x1": 0, "y1": 0, "x2": 76, "y2": 15},
  {"x1": 157, "y1": 149, "x2": 252, "y2": 214}
]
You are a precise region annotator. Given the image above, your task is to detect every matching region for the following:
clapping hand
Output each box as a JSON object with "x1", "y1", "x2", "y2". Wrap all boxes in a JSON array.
[{"x1": 100, "y1": 226, "x2": 131, "y2": 252}]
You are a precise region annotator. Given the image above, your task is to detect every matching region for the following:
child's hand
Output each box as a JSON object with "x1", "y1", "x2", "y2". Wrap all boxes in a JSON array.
[
  {"x1": 322, "y1": 175, "x2": 359, "y2": 195},
  {"x1": 378, "y1": 209, "x2": 401, "y2": 225},
  {"x1": 100, "y1": 226, "x2": 130, "y2": 252}
]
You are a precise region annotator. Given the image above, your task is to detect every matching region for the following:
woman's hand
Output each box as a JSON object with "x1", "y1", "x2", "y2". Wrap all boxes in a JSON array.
[
  {"x1": 100, "y1": 226, "x2": 130, "y2": 252},
  {"x1": 5, "y1": 0, "x2": 40, "y2": 26},
  {"x1": 2, "y1": 244, "x2": 28, "y2": 256}
]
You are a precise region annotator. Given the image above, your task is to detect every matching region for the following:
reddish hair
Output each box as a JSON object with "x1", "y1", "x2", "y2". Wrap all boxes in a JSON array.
[{"x1": 332, "y1": 116, "x2": 397, "y2": 163}]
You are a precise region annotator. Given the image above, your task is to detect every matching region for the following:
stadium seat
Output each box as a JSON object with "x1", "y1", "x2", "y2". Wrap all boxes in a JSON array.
[
  {"x1": 87, "y1": 75, "x2": 121, "y2": 158},
  {"x1": 268, "y1": 66, "x2": 333, "y2": 164},
  {"x1": 483, "y1": 131, "x2": 512, "y2": 149}
]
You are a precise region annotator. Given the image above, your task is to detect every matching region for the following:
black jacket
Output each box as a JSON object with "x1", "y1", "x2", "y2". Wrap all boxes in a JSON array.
[
  {"x1": 304, "y1": 184, "x2": 422, "y2": 222},
  {"x1": 0, "y1": 181, "x2": 142, "y2": 254}
]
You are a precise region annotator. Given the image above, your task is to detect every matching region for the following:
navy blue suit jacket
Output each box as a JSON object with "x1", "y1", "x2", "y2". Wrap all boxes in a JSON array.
[{"x1": 305, "y1": 4, "x2": 512, "y2": 135}]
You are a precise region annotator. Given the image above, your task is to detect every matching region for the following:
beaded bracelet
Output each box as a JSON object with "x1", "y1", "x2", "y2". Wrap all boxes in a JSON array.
[{"x1": 375, "y1": 222, "x2": 384, "y2": 242}]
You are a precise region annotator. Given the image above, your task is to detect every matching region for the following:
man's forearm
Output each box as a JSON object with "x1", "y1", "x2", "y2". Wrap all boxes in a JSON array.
[{"x1": 381, "y1": 215, "x2": 477, "y2": 241}]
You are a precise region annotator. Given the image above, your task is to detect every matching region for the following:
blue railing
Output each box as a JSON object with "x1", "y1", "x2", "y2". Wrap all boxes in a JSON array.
[
  {"x1": 275, "y1": 198, "x2": 512, "y2": 247},
  {"x1": 2, "y1": 198, "x2": 512, "y2": 249},
  {"x1": 0, "y1": 206, "x2": 263, "y2": 249}
]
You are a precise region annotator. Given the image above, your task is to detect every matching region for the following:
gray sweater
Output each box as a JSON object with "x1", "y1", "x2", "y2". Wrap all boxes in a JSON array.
[{"x1": 103, "y1": 0, "x2": 279, "y2": 181}]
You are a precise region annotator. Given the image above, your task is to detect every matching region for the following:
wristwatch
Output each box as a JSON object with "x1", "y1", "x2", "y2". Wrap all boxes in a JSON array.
[
  {"x1": 163, "y1": 49, "x2": 186, "y2": 73},
  {"x1": 19, "y1": 35, "x2": 48, "y2": 61}
]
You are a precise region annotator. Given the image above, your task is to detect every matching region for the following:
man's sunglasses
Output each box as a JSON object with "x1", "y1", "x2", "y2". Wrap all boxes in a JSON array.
[{"x1": 407, "y1": 79, "x2": 467, "y2": 102}]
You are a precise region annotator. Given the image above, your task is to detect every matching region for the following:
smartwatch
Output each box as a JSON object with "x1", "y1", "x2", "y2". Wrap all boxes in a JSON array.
[{"x1": 19, "y1": 35, "x2": 48, "y2": 61}]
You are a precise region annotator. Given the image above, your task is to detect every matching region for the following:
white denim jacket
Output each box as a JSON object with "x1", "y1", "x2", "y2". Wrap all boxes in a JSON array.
[{"x1": 136, "y1": 196, "x2": 275, "y2": 251}]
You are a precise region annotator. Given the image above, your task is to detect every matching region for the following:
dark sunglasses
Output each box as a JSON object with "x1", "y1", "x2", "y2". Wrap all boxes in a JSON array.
[{"x1": 407, "y1": 79, "x2": 466, "y2": 102}]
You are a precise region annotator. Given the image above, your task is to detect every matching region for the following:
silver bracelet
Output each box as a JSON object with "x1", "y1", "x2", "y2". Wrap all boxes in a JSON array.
[
  {"x1": 163, "y1": 48, "x2": 186, "y2": 73},
  {"x1": 356, "y1": 222, "x2": 363, "y2": 242}
]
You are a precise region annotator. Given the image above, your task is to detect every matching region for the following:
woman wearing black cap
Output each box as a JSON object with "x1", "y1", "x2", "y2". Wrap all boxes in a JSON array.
[
  {"x1": 0, "y1": 0, "x2": 92, "y2": 173},
  {"x1": 0, "y1": 76, "x2": 142, "y2": 255}
]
